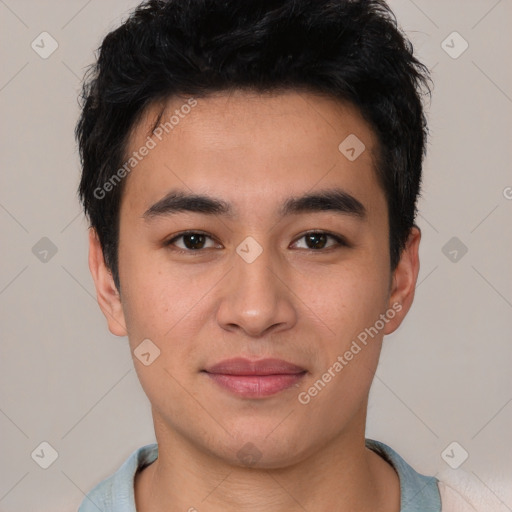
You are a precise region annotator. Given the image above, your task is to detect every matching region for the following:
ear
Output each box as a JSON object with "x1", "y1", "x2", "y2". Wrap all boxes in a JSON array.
[
  {"x1": 383, "y1": 225, "x2": 421, "y2": 335},
  {"x1": 88, "y1": 228, "x2": 127, "y2": 336}
]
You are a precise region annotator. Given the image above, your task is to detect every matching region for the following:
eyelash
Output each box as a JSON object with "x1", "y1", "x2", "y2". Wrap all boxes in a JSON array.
[{"x1": 164, "y1": 230, "x2": 348, "y2": 254}]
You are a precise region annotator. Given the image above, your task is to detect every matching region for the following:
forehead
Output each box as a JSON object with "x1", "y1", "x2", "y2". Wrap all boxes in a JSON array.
[{"x1": 120, "y1": 90, "x2": 384, "y2": 219}]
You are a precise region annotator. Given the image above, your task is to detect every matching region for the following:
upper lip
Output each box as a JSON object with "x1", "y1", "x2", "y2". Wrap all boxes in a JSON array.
[{"x1": 203, "y1": 358, "x2": 306, "y2": 376}]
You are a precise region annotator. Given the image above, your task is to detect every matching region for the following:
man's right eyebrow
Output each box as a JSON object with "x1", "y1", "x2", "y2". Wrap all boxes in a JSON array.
[{"x1": 143, "y1": 190, "x2": 234, "y2": 220}]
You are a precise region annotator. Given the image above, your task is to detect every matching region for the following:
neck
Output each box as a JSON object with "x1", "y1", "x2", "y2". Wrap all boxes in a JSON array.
[{"x1": 135, "y1": 413, "x2": 400, "y2": 512}]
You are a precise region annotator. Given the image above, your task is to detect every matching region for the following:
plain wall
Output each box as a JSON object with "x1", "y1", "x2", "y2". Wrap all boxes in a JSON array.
[{"x1": 0, "y1": 0, "x2": 511, "y2": 510}]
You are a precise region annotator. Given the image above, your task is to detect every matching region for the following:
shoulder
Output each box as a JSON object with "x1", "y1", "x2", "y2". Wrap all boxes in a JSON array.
[
  {"x1": 78, "y1": 443, "x2": 158, "y2": 512},
  {"x1": 437, "y1": 469, "x2": 506, "y2": 512},
  {"x1": 438, "y1": 481, "x2": 479, "y2": 512}
]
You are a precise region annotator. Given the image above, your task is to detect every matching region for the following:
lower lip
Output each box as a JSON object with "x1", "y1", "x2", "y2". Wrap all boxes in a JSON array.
[{"x1": 204, "y1": 372, "x2": 306, "y2": 398}]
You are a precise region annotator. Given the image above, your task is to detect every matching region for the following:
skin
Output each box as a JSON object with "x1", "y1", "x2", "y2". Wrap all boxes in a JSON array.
[{"x1": 89, "y1": 90, "x2": 420, "y2": 512}]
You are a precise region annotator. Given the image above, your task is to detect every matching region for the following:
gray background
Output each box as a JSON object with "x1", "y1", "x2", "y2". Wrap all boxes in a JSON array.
[{"x1": 1, "y1": 0, "x2": 511, "y2": 510}]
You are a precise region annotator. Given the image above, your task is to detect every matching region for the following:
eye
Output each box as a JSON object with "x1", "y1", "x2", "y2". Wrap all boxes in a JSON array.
[
  {"x1": 165, "y1": 231, "x2": 219, "y2": 252},
  {"x1": 292, "y1": 231, "x2": 347, "y2": 250},
  {"x1": 164, "y1": 230, "x2": 347, "y2": 254}
]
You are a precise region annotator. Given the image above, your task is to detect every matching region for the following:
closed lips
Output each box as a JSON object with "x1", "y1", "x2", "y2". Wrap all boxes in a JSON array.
[{"x1": 203, "y1": 357, "x2": 307, "y2": 376}]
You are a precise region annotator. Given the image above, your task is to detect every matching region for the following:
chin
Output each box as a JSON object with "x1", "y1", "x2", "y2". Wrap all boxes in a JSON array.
[{"x1": 213, "y1": 427, "x2": 310, "y2": 469}]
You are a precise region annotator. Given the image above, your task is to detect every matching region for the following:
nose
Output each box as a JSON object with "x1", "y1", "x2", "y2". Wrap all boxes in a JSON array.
[{"x1": 216, "y1": 242, "x2": 297, "y2": 337}]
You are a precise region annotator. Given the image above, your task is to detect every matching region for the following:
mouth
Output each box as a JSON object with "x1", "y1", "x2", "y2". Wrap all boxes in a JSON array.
[{"x1": 202, "y1": 357, "x2": 307, "y2": 398}]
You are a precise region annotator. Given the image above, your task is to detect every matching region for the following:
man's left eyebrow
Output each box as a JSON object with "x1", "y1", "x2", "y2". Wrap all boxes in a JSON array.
[
  {"x1": 280, "y1": 188, "x2": 367, "y2": 219},
  {"x1": 142, "y1": 187, "x2": 366, "y2": 220}
]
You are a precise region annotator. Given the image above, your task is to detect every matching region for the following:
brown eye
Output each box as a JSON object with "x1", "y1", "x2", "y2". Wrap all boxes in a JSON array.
[
  {"x1": 181, "y1": 233, "x2": 206, "y2": 249},
  {"x1": 165, "y1": 231, "x2": 218, "y2": 251},
  {"x1": 305, "y1": 232, "x2": 328, "y2": 249},
  {"x1": 292, "y1": 231, "x2": 347, "y2": 250}
]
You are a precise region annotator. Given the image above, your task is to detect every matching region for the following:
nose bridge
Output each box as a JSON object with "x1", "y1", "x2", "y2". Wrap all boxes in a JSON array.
[
  {"x1": 216, "y1": 237, "x2": 296, "y2": 335},
  {"x1": 234, "y1": 238, "x2": 280, "y2": 306}
]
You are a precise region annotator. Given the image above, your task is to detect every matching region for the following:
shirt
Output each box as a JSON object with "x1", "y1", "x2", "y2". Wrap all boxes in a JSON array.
[{"x1": 78, "y1": 438, "x2": 472, "y2": 511}]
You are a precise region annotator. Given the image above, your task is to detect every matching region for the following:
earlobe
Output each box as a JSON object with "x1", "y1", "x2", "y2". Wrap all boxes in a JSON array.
[
  {"x1": 88, "y1": 228, "x2": 127, "y2": 337},
  {"x1": 384, "y1": 226, "x2": 421, "y2": 335}
]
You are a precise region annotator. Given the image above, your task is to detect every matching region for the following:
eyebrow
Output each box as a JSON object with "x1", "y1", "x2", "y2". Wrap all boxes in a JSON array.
[{"x1": 143, "y1": 188, "x2": 366, "y2": 221}]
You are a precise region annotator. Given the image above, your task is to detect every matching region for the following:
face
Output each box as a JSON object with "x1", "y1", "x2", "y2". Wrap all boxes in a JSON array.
[{"x1": 90, "y1": 90, "x2": 420, "y2": 468}]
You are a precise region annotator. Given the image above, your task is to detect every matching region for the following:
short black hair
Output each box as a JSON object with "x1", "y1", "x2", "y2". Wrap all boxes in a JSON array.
[{"x1": 77, "y1": 0, "x2": 431, "y2": 291}]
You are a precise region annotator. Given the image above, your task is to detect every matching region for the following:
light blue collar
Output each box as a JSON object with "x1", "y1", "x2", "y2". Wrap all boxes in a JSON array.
[{"x1": 366, "y1": 438, "x2": 441, "y2": 511}]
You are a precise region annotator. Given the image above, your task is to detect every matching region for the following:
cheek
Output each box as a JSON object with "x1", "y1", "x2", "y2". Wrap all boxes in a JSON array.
[
  {"x1": 122, "y1": 274, "x2": 183, "y2": 342},
  {"x1": 118, "y1": 245, "x2": 172, "y2": 342},
  {"x1": 299, "y1": 267, "x2": 389, "y2": 413},
  {"x1": 119, "y1": 250, "x2": 219, "y2": 354},
  {"x1": 301, "y1": 260, "x2": 390, "y2": 339},
  {"x1": 121, "y1": 268, "x2": 205, "y2": 393}
]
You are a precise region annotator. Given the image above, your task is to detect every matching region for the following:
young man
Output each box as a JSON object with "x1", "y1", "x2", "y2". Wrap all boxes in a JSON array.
[{"x1": 76, "y1": 1, "x2": 478, "y2": 510}]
